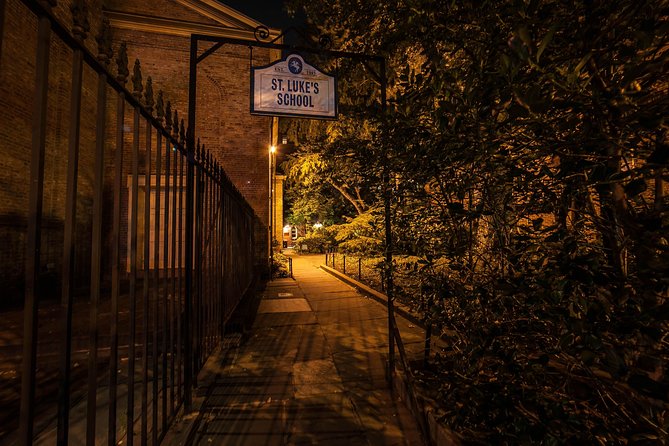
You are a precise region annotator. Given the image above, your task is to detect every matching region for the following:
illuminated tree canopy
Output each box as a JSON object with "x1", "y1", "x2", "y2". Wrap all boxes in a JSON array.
[{"x1": 286, "y1": 0, "x2": 669, "y2": 442}]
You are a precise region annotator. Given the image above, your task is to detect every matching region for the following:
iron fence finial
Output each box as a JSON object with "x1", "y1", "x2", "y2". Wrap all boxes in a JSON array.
[
  {"x1": 187, "y1": 125, "x2": 194, "y2": 146},
  {"x1": 131, "y1": 59, "x2": 143, "y2": 100},
  {"x1": 144, "y1": 77, "x2": 154, "y2": 114},
  {"x1": 173, "y1": 110, "x2": 179, "y2": 138},
  {"x1": 70, "y1": 0, "x2": 90, "y2": 42},
  {"x1": 156, "y1": 91, "x2": 164, "y2": 123},
  {"x1": 116, "y1": 42, "x2": 129, "y2": 84},
  {"x1": 180, "y1": 119, "x2": 186, "y2": 144},
  {"x1": 96, "y1": 17, "x2": 113, "y2": 67},
  {"x1": 165, "y1": 101, "x2": 172, "y2": 132}
]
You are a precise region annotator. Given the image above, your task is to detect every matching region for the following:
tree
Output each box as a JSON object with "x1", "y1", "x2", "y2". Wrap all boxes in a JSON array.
[
  {"x1": 284, "y1": 150, "x2": 369, "y2": 215},
  {"x1": 287, "y1": 0, "x2": 669, "y2": 442}
]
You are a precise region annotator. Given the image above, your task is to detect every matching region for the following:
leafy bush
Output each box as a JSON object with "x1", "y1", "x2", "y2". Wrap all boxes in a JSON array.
[
  {"x1": 294, "y1": 228, "x2": 336, "y2": 253},
  {"x1": 270, "y1": 251, "x2": 291, "y2": 278},
  {"x1": 287, "y1": 0, "x2": 669, "y2": 442},
  {"x1": 331, "y1": 210, "x2": 384, "y2": 255}
]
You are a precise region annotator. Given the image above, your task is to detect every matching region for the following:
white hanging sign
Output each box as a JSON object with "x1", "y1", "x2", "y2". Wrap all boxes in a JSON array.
[{"x1": 251, "y1": 54, "x2": 337, "y2": 120}]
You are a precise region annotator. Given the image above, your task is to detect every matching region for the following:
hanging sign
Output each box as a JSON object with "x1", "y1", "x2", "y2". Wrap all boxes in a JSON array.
[{"x1": 251, "y1": 54, "x2": 337, "y2": 120}]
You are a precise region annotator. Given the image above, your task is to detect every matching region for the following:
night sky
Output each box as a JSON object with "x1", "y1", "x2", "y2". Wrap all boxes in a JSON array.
[{"x1": 220, "y1": 0, "x2": 303, "y2": 30}]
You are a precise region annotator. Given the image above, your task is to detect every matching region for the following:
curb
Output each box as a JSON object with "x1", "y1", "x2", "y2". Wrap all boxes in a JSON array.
[
  {"x1": 393, "y1": 369, "x2": 462, "y2": 446},
  {"x1": 319, "y1": 264, "x2": 425, "y2": 329}
]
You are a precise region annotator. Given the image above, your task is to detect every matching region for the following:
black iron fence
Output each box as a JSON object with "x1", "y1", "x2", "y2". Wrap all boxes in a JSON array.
[
  {"x1": 325, "y1": 251, "x2": 385, "y2": 291},
  {"x1": 0, "y1": 1, "x2": 258, "y2": 445}
]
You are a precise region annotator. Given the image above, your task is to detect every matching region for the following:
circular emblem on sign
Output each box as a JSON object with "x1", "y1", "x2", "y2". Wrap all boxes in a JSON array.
[{"x1": 288, "y1": 57, "x2": 303, "y2": 74}]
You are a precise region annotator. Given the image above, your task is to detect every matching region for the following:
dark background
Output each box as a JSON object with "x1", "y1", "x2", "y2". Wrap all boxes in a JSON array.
[{"x1": 221, "y1": 0, "x2": 304, "y2": 30}]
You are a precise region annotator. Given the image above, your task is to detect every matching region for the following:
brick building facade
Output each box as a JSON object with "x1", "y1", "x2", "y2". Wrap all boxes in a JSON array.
[{"x1": 0, "y1": 0, "x2": 282, "y2": 304}]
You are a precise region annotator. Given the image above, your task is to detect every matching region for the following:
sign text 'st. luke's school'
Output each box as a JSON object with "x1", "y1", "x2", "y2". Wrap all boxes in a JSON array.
[
  {"x1": 272, "y1": 79, "x2": 320, "y2": 107},
  {"x1": 251, "y1": 54, "x2": 337, "y2": 120}
]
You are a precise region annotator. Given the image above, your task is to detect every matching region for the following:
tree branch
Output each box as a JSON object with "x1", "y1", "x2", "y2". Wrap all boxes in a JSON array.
[{"x1": 327, "y1": 179, "x2": 367, "y2": 215}]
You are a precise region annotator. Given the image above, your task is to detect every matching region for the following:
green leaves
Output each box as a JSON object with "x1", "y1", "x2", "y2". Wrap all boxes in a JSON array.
[
  {"x1": 287, "y1": 0, "x2": 669, "y2": 442},
  {"x1": 573, "y1": 52, "x2": 592, "y2": 75},
  {"x1": 536, "y1": 24, "x2": 557, "y2": 63}
]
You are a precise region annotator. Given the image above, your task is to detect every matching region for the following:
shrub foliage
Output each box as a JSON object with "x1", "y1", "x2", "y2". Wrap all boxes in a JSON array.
[{"x1": 287, "y1": 0, "x2": 669, "y2": 442}]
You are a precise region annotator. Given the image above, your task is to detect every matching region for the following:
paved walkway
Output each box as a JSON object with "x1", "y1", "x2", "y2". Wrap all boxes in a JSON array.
[{"x1": 186, "y1": 254, "x2": 426, "y2": 445}]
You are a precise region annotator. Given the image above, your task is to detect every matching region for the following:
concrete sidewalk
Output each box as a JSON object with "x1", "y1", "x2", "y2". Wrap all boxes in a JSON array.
[{"x1": 185, "y1": 254, "x2": 426, "y2": 445}]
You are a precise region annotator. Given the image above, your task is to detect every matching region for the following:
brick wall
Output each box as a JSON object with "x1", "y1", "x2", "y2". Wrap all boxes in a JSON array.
[
  {"x1": 0, "y1": 0, "x2": 103, "y2": 303},
  {"x1": 110, "y1": 26, "x2": 272, "y2": 271},
  {"x1": 110, "y1": 29, "x2": 272, "y2": 226},
  {"x1": 0, "y1": 0, "x2": 273, "y2": 303}
]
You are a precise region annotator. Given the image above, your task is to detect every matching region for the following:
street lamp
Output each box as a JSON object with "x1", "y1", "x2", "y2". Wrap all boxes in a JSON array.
[{"x1": 269, "y1": 145, "x2": 276, "y2": 276}]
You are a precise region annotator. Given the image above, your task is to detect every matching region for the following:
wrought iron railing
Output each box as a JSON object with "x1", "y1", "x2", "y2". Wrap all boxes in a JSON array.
[{"x1": 0, "y1": 1, "x2": 258, "y2": 444}]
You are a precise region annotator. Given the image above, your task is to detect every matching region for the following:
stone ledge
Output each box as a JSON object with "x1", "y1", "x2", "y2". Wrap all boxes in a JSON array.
[
  {"x1": 319, "y1": 264, "x2": 424, "y2": 329},
  {"x1": 393, "y1": 368, "x2": 462, "y2": 446}
]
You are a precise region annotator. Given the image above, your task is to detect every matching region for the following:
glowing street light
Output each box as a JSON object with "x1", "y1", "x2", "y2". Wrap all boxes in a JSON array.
[{"x1": 269, "y1": 144, "x2": 277, "y2": 275}]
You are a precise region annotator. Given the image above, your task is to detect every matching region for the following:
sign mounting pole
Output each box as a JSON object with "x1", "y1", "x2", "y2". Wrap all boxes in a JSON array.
[{"x1": 186, "y1": 23, "x2": 393, "y2": 405}]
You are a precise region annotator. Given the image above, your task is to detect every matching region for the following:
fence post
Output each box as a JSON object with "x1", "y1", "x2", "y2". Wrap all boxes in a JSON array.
[
  {"x1": 343, "y1": 255, "x2": 346, "y2": 275},
  {"x1": 57, "y1": 5, "x2": 87, "y2": 442},
  {"x1": 152, "y1": 92, "x2": 164, "y2": 446},
  {"x1": 108, "y1": 43, "x2": 129, "y2": 446},
  {"x1": 194, "y1": 141, "x2": 203, "y2": 382},
  {"x1": 423, "y1": 286, "x2": 433, "y2": 368},
  {"x1": 19, "y1": 11, "x2": 51, "y2": 445},
  {"x1": 174, "y1": 120, "x2": 183, "y2": 412},
  {"x1": 358, "y1": 258, "x2": 362, "y2": 281},
  {"x1": 184, "y1": 35, "x2": 197, "y2": 413},
  {"x1": 161, "y1": 104, "x2": 172, "y2": 429},
  {"x1": 125, "y1": 59, "x2": 144, "y2": 446},
  {"x1": 424, "y1": 323, "x2": 432, "y2": 368}
]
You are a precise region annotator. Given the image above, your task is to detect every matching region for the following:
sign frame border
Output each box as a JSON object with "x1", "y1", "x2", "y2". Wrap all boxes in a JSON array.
[{"x1": 250, "y1": 53, "x2": 339, "y2": 120}]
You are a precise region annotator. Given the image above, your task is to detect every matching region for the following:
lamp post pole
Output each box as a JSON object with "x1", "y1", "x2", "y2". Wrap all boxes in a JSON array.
[{"x1": 269, "y1": 144, "x2": 276, "y2": 278}]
